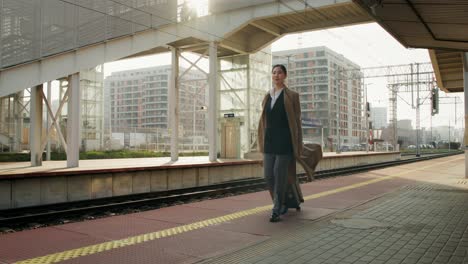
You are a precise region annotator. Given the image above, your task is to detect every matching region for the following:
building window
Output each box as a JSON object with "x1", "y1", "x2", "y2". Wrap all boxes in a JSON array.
[{"x1": 317, "y1": 59, "x2": 327, "y2": 66}]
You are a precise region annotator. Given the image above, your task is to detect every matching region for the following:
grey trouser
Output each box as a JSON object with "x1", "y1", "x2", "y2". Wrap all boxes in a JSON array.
[{"x1": 263, "y1": 153, "x2": 292, "y2": 215}]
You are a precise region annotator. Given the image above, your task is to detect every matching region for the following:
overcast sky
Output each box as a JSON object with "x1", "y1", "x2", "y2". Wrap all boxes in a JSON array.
[
  {"x1": 104, "y1": 22, "x2": 464, "y2": 130},
  {"x1": 271, "y1": 22, "x2": 464, "y2": 130}
]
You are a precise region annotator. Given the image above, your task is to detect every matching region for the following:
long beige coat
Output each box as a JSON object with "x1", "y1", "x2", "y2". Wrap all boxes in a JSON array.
[
  {"x1": 258, "y1": 87, "x2": 322, "y2": 185},
  {"x1": 258, "y1": 87, "x2": 303, "y2": 156}
]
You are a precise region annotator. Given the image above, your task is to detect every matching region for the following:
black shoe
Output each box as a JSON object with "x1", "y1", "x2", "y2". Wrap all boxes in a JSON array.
[
  {"x1": 269, "y1": 213, "x2": 280, "y2": 222},
  {"x1": 280, "y1": 206, "x2": 288, "y2": 215}
]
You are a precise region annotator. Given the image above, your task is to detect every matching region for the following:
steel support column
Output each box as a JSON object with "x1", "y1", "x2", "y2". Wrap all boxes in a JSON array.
[
  {"x1": 67, "y1": 73, "x2": 80, "y2": 168},
  {"x1": 169, "y1": 47, "x2": 180, "y2": 161},
  {"x1": 463, "y1": 52, "x2": 468, "y2": 178},
  {"x1": 208, "y1": 42, "x2": 218, "y2": 162},
  {"x1": 364, "y1": 79, "x2": 369, "y2": 152},
  {"x1": 46, "y1": 81, "x2": 52, "y2": 160},
  {"x1": 416, "y1": 64, "x2": 421, "y2": 157},
  {"x1": 13, "y1": 91, "x2": 24, "y2": 152},
  {"x1": 30, "y1": 85, "x2": 43, "y2": 166}
]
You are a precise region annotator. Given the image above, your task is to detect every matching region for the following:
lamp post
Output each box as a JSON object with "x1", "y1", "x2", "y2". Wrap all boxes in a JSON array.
[
  {"x1": 415, "y1": 63, "x2": 421, "y2": 157},
  {"x1": 364, "y1": 81, "x2": 373, "y2": 153},
  {"x1": 192, "y1": 94, "x2": 196, "y2": 152},
  {"x1": 449, "y1": 119, "x2": 451, "y2": 152},
  {"x1": 336, "y1": 68, "x2": 341, "y2": 154},
  {"x1": 321, "y1": 126, "x2": 324, "y2": 149}
]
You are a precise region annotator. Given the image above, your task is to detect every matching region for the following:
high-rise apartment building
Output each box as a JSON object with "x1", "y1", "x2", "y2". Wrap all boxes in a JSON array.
[
  {"x1": 273, "y1": 46, "x2": 364, "y2": 147},
  {"x1": 370, "y1": 107, "x2": 387, "y2": 129},
  {"x1": 104, "y1": 65, "x2": 207, "y2": 150}
]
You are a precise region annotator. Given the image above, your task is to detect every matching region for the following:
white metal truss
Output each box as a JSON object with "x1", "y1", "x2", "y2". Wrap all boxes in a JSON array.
[
  {"x1": 0, "y1": 90, "x2": 29, "y2": 152},
  {"x1": 40, "y1": 82, "x2": 69, "y2": 157},
  {"x1": 12, "y1": 91, "x2": 24, "y2": 152},
  {"x1": 387, "y1": 83, "x2": 398, "y2": 146},
  {"x1": 285, "y1": 62, "x2": 435, "y2": 85},
  {"x1": 169, "y1": 44, "x2": 216, "y2": 161},
  {"x1": 219, "y1": 74, "x2": 247, "y2": 109},
  {"x1": 384, "y1": 63, "x2": 436, "y2": 150},
  {"x1": 179, "y1": 49, "x2": 210, "y2": 155},
  {"x1": 13, "y1": 89, "x2": 30, "y2": 116},
  {"x1": 28, "y1": 74, "x2": 80, "y2": 167}
]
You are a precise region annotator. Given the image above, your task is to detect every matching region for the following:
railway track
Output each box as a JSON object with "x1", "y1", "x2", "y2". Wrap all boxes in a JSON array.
[{"x1": 0, "y1": 151, "x2": 462, "y2": 231}]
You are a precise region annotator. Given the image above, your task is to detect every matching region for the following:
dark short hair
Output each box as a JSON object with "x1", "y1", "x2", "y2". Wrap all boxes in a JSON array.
[{"x1": 272, "y1": 64, "x2": 287, "y2": 75}]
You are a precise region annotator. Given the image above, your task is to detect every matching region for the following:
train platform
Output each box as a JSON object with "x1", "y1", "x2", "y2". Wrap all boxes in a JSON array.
[
  {"x1": 0, "y1": 156, "x2": 246, "y2": 177},
  {"x1": 0, "y1": 151, "x2": 400, "y2": 209},
  {"x1": 0, "y1": 151, "x2": 397, "y2": 177},
  {"x1": 0, "y1": 154, "x2": 465, "y2": 264}
]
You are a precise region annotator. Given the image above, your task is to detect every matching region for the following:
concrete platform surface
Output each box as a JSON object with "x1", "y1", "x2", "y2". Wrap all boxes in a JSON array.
[
  {"x1": 0, "y1": 156, "x2": 256, "y2": 177},
  {"x1": 0, "y1": 153, "x2": 459, "y2": 264},
  {"x1": 0, "y1": 151, "x2": 397, "y2": 178},
  {"x1": 203, "y1": 154, "x2": 468, "y2": 264}
]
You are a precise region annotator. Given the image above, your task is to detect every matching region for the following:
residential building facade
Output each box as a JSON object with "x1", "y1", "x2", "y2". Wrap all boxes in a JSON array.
[
  {"x1": 370, "y1": 106, "x2": 387, "y2": 129},
  {"x1": 104, "y1": 65, "x2": 207, "y2": 151},
  {"x1": 273, "y1": 46, "x2": 364, "y2": 148}
]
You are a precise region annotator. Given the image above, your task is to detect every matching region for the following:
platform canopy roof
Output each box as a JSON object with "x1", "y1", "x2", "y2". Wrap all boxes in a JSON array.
[
  {"x1": 0, "y1": 0, "x2": 375, "y2": 97},
  {"x1": 353, "y1": 0, "x2": 468, "y2": 93},
  {"x1": 138, "y1": 1, "x2": 374, "y2": 58}
]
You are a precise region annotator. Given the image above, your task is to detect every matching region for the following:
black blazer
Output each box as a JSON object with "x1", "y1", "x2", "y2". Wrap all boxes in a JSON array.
[{"x1": 264, "y1": 92, "x2": 293, "y2": 154}]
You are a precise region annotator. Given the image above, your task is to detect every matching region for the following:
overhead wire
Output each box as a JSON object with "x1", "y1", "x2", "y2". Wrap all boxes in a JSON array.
[
  {"x1": 282, "y1": 0, "x2": 387, "y2": 67},
  {"x1": 276, "y1": 0, "x2": 387, "y2": 103},
  {"x1": 294, "y1": 0, "x2": 420, "y2": 65},
  {"x1": 58, "y1": 0, "x2": 437, "y2": 114},
  {"x1": 292, "y1": 0, "x2": 437, "y2": 127},
  {"x1": 282, "y1": 0, "x2": 433, "y2": 121}
]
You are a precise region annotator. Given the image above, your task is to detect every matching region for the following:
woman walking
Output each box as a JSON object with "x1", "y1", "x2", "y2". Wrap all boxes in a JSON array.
[{"x1": 257, "y1": 64, "x2": 304, "y2": 222}]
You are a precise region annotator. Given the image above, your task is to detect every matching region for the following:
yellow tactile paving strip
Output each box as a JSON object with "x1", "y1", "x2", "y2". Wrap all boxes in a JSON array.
[{"x1": 15, "y1": 156, "x2": 463, "y2": 264}]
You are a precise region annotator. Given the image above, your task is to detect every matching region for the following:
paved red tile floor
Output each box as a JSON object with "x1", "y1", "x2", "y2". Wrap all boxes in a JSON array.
[{"x1": 0, "y1": 154, "x2": 463, "y2": 264}]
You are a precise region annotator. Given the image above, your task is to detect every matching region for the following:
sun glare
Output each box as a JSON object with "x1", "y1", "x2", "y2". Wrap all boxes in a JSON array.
[{"x1": 184, "y1": 0, "x2": 209, "y2": 17}]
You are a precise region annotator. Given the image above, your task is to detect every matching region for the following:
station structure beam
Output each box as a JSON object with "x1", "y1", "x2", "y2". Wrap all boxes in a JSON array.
[
  {"x1": 30, "y1": 85, "x2": 43, "y2": 167},
  {"x1": 13, "y1": 91, "x2": 24, "y2": 153},
  {"x1": 67, "y1": 73, "x2": 81, "y2": 168},
  {"x1": 208, "y1": 42, "x2": 219, "y2": 162},
  {"x1": 46, "y1": 82, "x2": 52, "y2": 161},
  {"x1": 170, "y1": 47, "x2": 180, "y2": 162}
]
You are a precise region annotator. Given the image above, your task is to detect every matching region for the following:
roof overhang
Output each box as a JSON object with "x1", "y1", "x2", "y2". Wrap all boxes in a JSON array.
[
  {"x1": 128, "y1": 1, "x2": 373, "y2": 58},
  {"x1": 429, "y1": 50, "x2": 464, "y2": 93},
  {"x1": 221, "y1": 1, "x2": 372, "y2": 56},
  {"x1": 0, "y1": 0, "x2": 373, "y2": 97},
  {"x1": 353, "y1": 0, "x2": 468, "y2": 92}
]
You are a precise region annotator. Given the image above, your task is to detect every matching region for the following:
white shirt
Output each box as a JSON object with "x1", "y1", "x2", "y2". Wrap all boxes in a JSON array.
[{"x1": 269, "y1": 87, "x2": 284, "y2": 109}]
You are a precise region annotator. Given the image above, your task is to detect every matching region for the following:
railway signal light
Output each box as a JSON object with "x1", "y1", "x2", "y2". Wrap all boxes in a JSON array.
[
  {"x1": 431, "y1": 88, "x2": 439, "y2": 116},
  {"x1": 366, "y1": 102, "x2": 370, "y2": 118}
]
